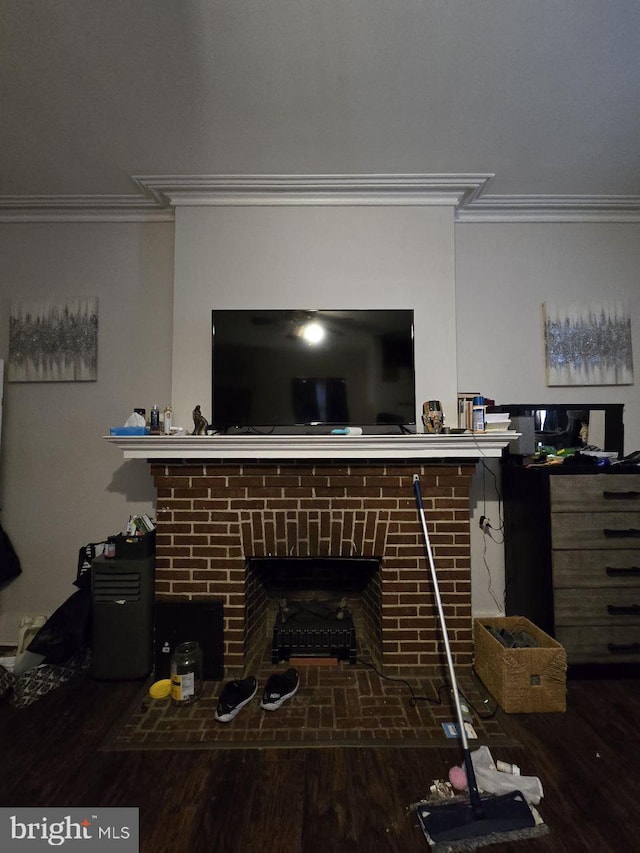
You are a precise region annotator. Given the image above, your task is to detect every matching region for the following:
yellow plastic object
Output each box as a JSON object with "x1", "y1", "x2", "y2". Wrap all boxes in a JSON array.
[{"x1": 149, "y1": 678, "x2": 172, "y2": 699}]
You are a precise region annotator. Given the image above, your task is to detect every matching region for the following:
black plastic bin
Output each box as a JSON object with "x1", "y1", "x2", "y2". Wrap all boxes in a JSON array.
[{"x1": 113, "y1": 530, "x2": 156, "y2": 560}]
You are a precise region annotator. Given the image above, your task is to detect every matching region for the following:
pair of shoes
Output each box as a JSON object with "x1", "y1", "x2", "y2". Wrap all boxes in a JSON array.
[{"x1": 215, "y1": 668, "x2": 300, "y2": 723}]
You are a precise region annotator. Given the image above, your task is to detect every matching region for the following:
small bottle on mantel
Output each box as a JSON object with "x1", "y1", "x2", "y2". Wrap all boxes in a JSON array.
[
  {"x1": 471, "y1": 396, "x2": 486, "y2": 432},
  {"x1": 163, "y1": 405, "x2": 172, "y2": 434},
  {"x1": 150, "y1": 404, "x2": 160, "y2": 433}
]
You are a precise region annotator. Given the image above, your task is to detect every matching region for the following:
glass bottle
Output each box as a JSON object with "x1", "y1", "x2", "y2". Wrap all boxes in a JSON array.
[
  {"x1": 170, "y1": 641, "x2": 204, "y2": 705},
  {"x1": 163, "y1": 405, "x2": 172, "y2": 434},
  {"x1": 150, "y1": 404, "x2": 160, "y2": 433}
]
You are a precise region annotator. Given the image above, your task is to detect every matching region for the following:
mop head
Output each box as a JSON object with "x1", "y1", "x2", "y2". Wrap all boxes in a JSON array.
[{"x1": 414, "y1": 790, "x2": 548, "y2": 852}]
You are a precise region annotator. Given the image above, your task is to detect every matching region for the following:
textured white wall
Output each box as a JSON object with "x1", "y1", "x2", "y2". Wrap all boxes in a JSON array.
[
  {"x1": 0, "y1": 222, "x2": 174, "y2": 642},
  {"x1": 172, "y1": 205, "x2": 459, "y2": 431}
]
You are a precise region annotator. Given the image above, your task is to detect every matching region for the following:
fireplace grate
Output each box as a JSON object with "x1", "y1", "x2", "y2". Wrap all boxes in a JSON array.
[{"x1": 271, "y1": 600, "x2": 357, "y2": 664}]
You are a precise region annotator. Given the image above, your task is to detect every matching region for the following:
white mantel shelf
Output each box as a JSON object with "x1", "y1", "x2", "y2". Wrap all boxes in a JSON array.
[{"x1": 104, "y1": 432, "x2": 519, "y2": 461}]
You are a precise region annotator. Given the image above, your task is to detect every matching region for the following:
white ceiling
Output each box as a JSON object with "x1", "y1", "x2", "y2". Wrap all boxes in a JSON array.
[{"x1": 2, "y1": 1, "x2": 639, "y2": 212}]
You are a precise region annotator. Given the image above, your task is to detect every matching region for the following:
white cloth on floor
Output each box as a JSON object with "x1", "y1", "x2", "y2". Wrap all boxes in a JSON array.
[{"x1": 466, "y1": 746, "x2": 544, "y2": 805}]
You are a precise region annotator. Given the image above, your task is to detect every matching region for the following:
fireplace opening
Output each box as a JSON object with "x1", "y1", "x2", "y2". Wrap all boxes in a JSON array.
[{"x1": 245, "y1": 557, "x2": 382, "y2": 669}]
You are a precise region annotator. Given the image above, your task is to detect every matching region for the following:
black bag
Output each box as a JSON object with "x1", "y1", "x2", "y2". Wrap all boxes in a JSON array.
[
  {"x1": 75, "y1": 541, "x2": 104, "y2": 589},
  {"x1": 27, "y1": 588, "x2": 91, "y2": 665},
  {"x1": 0, "y1": 523, "x2": 21, "y2": 589}
]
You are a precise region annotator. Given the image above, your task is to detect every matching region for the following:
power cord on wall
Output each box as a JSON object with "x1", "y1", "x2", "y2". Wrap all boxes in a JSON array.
[
  {"x1": 480, "y1": 530, "x2": 506, "y2": 613},
  {"x1": 478, "y1": 458, "x2": 505, "y2": 537},
  {"x1": 477, "y1": 458, "x2": 507, "y2": 613}
]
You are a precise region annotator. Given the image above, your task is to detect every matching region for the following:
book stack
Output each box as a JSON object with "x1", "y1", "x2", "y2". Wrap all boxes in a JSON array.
[
  {"x1": 126, "y1": 514, "x2": 156, "y2": 536},
  {"x1": 457, "y1": 393, "x2": 479, "y2": 430}
]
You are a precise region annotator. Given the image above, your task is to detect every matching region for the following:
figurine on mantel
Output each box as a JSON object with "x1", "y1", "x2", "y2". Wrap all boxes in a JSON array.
[{"x1": 192, "y1": 405, "x2": 209, "y2": 436}]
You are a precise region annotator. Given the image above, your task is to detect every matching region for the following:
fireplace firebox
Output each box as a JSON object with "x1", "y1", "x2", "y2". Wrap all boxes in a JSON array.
[
  {"x1": 271, "y1": 599, "x2": 357, "y2": 664},
  {"x1": 246, "y1": 556, "x2": 380, "y2": 666}
]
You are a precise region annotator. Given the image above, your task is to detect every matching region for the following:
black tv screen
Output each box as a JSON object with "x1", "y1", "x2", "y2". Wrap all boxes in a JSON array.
[{"x1": 211, "y1": 309, "x2": 416, "y2": 431}]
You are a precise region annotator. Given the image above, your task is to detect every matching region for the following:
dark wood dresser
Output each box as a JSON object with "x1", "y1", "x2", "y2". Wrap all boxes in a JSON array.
[{"x1": 503, "y1": 464, "x2": 640, "y2": 665}]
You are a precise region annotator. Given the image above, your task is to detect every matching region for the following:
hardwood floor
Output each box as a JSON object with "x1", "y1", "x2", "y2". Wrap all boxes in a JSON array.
[{"x1": 1, "y1": 671, "x2": 639, "y2": 852}]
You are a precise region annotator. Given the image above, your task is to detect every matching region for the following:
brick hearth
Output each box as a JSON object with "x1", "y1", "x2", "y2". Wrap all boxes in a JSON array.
[{"x1": 150, "y1": 461, "x2": 475, "y2": 677}]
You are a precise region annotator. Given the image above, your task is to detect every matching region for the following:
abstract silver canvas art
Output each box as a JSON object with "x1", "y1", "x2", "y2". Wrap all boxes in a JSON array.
[
  {"x1": 8, "y1": 297, "x2": 98, "y2": 382},
  {"x1": 543, "y1": 301, "x2": 633, "y2": 386}
]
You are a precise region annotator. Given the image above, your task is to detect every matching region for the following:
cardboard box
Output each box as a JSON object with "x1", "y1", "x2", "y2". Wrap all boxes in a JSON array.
[{"x1": 474, "y1": 616, "x2": 567, "y2": 713}]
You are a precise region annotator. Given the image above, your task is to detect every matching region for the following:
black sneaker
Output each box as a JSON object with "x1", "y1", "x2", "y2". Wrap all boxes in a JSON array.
[
  {"x1": 260, "y1": 668, "x2": 300, "y2": 711},
  {"x1": 215, "y1": 676, "x2": 258, "y2": 723}
]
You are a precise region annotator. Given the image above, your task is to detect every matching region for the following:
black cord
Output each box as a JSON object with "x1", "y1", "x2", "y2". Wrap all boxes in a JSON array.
[
  {"x1": 355, "y1": 656, "x2": 448, "y2": 707},
  {"x1": 356, "y1": 657, "x2": 500, "y2": 720},
  {"x1": 479, "y1": 457, "x2": 505, "y2": 534},
  {"x1": 459, "y1": 668, "x2": 500, "y2": 720},
  {"x1": 482, "y1": 531, "x2": 506, "y2": 612}
]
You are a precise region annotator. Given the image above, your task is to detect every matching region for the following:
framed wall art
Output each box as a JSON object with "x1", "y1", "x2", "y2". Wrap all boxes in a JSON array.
[
  {"x1": 8, "y1": 297, "x2": 98, "y2": 382},
  {"x1": 543, "y1": 300, "x2": 633, "y2": 386}
]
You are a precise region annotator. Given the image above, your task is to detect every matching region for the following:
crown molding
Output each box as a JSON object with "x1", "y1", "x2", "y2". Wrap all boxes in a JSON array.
[
  {"x1": 132, "y1": 173, "x2": 493, "y2": 208},
  {"x1": 1, "y1": 177, "x2": 640, "y2": 223},
  {"x1": 0, "y1": 195, "x2": 174, "y2": 223},
  {"x1": 456, "y1": 194, "x2": 640, "y2": 223}
]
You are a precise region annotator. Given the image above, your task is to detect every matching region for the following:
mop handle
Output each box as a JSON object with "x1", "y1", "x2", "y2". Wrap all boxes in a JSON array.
[{"x1": 413, "y1": 474, "x2": 483, "y2": 814}]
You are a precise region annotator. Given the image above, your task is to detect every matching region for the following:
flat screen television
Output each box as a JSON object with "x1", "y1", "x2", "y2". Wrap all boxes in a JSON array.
[{"x1": 211, "y1": 309, "x2": 416, "y2": 432}]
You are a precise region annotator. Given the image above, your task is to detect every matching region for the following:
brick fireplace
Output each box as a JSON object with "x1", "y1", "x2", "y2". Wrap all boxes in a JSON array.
[{"x1": 150, "y1": 460, "x2": 475, "y2": 677}]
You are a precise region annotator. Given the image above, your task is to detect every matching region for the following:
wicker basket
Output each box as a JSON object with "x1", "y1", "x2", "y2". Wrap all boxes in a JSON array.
[{"x1": 474, "y1": 616, "x2": 567, "y2": 713}]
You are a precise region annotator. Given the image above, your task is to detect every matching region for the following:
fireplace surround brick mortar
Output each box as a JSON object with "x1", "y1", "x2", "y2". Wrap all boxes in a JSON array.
[{"x1": 151, "y1": 461, "x2": 475, "y2": 677}]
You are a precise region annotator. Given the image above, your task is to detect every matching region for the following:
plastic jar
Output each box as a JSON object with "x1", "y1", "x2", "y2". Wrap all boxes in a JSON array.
[
  {"x1": 170, "y1": 641, "x2": 204, "y2": 705},
  {"x1": 104, "y1": 537, "x2": 116, "y2": 559}
]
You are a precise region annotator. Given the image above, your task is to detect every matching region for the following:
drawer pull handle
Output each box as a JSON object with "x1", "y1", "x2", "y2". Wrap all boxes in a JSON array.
[
  {"x1": 603, "y1": 528, "x2": 640, "y2": 539},
  {"x1": 606, "y1": 566, "x2": 640, "y2": 577},
  {"x1": 607, "y1": 604, "x2": 640, "y2": 616},
  {"x1": 603, "y1": 490, "x2": 640, "y2": 500},
  {"x1": 608, "y1": 642, "x2": 640, "y2": 655}
]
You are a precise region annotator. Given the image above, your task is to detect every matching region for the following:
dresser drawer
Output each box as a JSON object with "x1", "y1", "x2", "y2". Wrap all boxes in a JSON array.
[
  {"x1": 551, "y1": 512, "x2": 640, "y2": 549},
  {"x1": 553, "y1": 550, "x2": 640, "y2": 587},
  {"x1": 555, "y1": 625, "x2": 640, "y2": 664},
  {"x1": 554, "y1": 588, "x2": 640, "y2": 626},
  {"x1": 550, "y1": 475, "x2": 640, "y2": 513}
]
